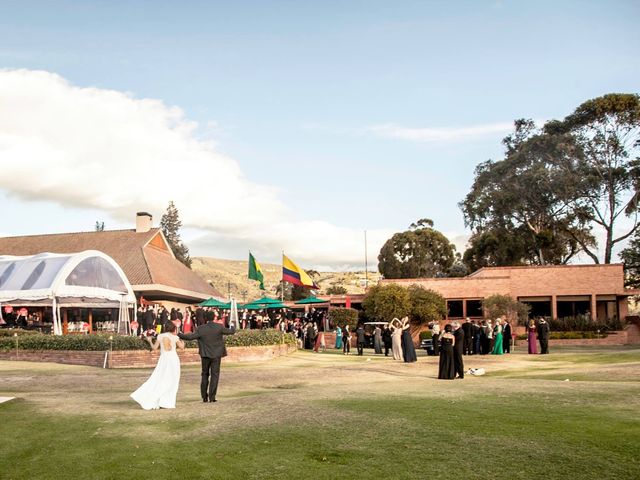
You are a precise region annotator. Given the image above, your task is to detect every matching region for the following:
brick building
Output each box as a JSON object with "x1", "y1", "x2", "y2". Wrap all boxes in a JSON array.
[{"x1": 381, "y1": 264, "x2": 638, "y2": 321}]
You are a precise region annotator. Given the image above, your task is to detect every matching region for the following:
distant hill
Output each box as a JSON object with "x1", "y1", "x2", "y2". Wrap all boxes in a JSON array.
[{"x1": 191, "y1": 257, "x2": 380, "y2": 302}]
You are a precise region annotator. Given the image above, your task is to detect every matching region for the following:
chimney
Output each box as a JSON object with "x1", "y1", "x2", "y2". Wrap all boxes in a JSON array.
[{"x1": 136, "y1": 212, "x2": 153, "y2": 233}]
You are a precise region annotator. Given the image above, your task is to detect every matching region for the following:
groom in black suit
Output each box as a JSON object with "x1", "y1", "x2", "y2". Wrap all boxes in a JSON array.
[
  {"x1": 179, "y1": 317, "x2": 236, "y2": 402},
  {"x1": 452, "y1": 322, "x2": 465, "y2": 379}
]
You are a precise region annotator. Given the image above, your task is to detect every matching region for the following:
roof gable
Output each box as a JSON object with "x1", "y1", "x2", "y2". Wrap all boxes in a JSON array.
[{"x1": 0, "y1": 229, "x2": 220, "y2": 298}]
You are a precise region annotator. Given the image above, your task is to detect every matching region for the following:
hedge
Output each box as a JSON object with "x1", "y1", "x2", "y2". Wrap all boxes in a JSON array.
[
  {"x1": 327, "y1": 308, "x2": 359, "y2": 330},
  {"x1": 0, "y1": 329, "x2": 296, "y2": 352},
  {"x1": 0, "y1": 333, "x2": 149, "y2": 352},
  {"x1": 0, "y1": 328, "x2": 42, "y2": 337},
  {"x1": 419, "y1": 330, "x2": 433, "y2": 340},
  {"x1": 515, "y1": 331, "x2": 610, "y2": 341},
  {"x1": 546, "y1": 315, "x2": 624, "y2": 332}
]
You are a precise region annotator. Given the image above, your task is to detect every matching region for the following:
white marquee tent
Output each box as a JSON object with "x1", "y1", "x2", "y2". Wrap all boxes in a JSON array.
[{"x1": 0, "y1": 251, "x2": 136, "y2": 335}]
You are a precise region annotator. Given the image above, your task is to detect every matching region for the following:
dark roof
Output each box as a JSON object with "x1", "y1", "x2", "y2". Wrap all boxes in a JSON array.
[{"x1": 0, "y1": 229, "x2": 220, "y2": 298}]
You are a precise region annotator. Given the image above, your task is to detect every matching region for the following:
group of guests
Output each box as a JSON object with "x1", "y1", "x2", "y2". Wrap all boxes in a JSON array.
[
  {"x1": 133, "y1": 304, "x2": 327, "y2": 340},
  {"x1": 332, "y1": 317, "x2": 418, "y2": 363},
  {"x1": 432, "y1": 317, "x2": 513, "y2": 358},
  {"x1": 133, "y1": 305, "x2": 196, "y2": 336},
  {"x1": 436, "y1": 316, "x2": 553, "y2": 380},
  {"x1": 526, "y1": 317, "x2": 551, "y2": 354}
]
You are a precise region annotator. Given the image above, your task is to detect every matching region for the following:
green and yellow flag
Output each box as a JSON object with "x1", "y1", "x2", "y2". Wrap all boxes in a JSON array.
[{"x1": 248, "y1": 252, "x2": 265, "y2": 290}]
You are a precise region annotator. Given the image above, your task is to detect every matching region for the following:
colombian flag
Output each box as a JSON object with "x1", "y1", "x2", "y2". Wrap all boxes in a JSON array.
[{"x1": 282, "y1": 254, "x2": 318, "y2": 289}]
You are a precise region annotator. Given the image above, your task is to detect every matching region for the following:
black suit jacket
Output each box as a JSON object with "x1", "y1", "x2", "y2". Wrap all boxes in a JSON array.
[
  {"x1": 503, "y1": 323, "x2": 512, "y2": 338},
  {"x1": 453, "y1": 329, "x2": 464, "y2": 353},
  {"x1": 461, "y1": 321, "x2": 473, "y2": 337},
  {"x1": 179, "y1": 322, "x2": 235, "y2": 359},
  {"x1": 537, "y1": 322, "x2": 550, "y2": 340}
]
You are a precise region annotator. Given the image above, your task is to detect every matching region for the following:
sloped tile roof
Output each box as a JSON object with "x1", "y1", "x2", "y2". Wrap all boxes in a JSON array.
[{"x1": 0, "y1": 229, "x2": 219, "y2": 298}]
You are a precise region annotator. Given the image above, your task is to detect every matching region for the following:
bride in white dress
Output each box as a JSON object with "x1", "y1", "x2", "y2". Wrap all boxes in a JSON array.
[{"x1": 131, "y1": 322, "x2": 184, "y2": 410}]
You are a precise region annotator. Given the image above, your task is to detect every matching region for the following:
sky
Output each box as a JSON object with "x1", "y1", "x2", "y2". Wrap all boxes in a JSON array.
[{"x1": 0, "y1": 0, "x2": 638, "y2": 270}]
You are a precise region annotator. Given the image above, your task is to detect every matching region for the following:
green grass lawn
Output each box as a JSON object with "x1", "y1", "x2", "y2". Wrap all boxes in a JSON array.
[{"x1": 1, "y1": 346, "x2": 639, "y2": 479}]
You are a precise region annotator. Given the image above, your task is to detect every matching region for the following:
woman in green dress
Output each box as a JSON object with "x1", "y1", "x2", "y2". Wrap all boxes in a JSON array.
[
  {"x1": 335, "y1": 326, "x2": 343, "y2": 349},
  {"x1": 492, "y1": 319, "x2": 504, "y2": 355}
]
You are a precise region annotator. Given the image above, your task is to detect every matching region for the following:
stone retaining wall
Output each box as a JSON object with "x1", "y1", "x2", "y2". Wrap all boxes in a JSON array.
[
  {"x1": 0, "y1": 343, "x2": 298, "y2": 368},
  {"x1": 515, "y1": 330, "x2": 637, "y2": 346}
]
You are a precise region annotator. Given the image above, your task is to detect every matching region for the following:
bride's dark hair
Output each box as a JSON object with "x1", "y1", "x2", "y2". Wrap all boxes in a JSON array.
[{"x1": 165, "y1": 322, "x2": 177, "y2": 333}]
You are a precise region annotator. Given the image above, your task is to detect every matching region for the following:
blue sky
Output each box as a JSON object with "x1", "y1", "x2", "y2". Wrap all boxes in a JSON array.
[{"x1": 0, "y1": 1, "x2": 638, "y2": 268}]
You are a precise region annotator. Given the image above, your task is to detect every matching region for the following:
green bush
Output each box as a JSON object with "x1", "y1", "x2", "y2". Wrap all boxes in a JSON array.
[
  {"x1": 483, "y1": 294, "x2": 530, "y2": 325},
  {"x1": 408, "y1": 285, "x2": 447, "y2": 324},
  {"x1": 0, "y1": 328, "x2": 41, "y2": 337},
  {"x1": 0, "y1": 333, "x2": 148, "y2": 352},
  {"x1": 362, "y1": 284, "x2": 410, "y2": 321},
  {"x1": 419, "y1": 330, "x2": 433, "y2": 340},
  {"x1": 546, "y1": 315, "x2": 624, "y2": 332},
  {"x1": 0, "y1": 329, "x2": 296, "y2": 352},
  {"x1": 328, "y1": 308, "x2": 359, "y2": 330},
  {"x1": 515, "y1": 331, "x2": 610, "y2": 341},
  {"x1": 222, "y1": 329, "x2": 296, "y2": 347}
]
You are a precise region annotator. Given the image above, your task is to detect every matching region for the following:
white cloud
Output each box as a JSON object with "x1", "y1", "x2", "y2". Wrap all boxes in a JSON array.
[
  {"x1": 364, "y1": 122, "x2": 514, "y2": 143},
  {"x1": 0, "y1": 69, "x2": 393, "y2": 269}
]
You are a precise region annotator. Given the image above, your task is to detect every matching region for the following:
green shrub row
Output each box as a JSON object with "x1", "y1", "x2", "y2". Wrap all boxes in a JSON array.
[
  {"x1": 419, "y1": 330, "x2": 433, "y2": 340},
  {"x1": 0, "y1": 329, "x2": 296, "y2": 352},
  {"x1": 546, "y1": 315, "x2": 624, "y2": 332},
  {"x1": 0, "y1": 328, "x2": 42, "y2": 337},
  {"x1": 327, "y1": 308, "x2": 359, "y2": 330},
  {"x1": 220, "y1": 329, "x2": 296, "y2": 347},
  {"x1": 0, "y1": 333, "x2": 148, "y2": 352},
  {"x1": 516, "y1": 331, "x2": 610, "y2": 340}
]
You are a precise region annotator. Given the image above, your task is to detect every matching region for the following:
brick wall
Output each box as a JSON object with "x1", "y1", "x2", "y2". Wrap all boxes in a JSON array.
[
  {"x1": 514, "y1": 330, "x2": 635, "y2": 346},
  {"x1": 382, "y1": 264, "x2": 627, "y2": 299},
  {"x1": 0, "y1": 344, "x2": 298, "y2": 368}
]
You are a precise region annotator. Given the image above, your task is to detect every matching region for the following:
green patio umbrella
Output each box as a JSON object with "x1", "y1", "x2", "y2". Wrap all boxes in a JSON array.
[
  {"x1": 199, "y1": 297, "x2": 229, "y2": 308},
  {"x1": 251, "y1": 296, "x2": 282, "y2": 305},
  {"x1": 294, "y1": 296, "x2": 329, "y2": 305},
  {"x1": 242, "y1": 300, "x2": 288, "y2": 310}
]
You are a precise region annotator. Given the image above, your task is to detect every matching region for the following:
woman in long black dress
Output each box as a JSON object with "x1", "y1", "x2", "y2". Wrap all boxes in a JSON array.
[
  {"x1": 438, "y1": 324, "x2": 455, "y2": 380},
  {"x1": 401, "y1": 317, "x2": 417, "y2": 363}
]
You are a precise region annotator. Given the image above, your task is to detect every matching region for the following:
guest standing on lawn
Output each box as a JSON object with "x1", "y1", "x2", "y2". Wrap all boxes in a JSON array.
[
  {"x1": 342, "y1": 325, "x2": 351, "y2": 355},
  {"x1": 538, "y1": 317, "x2": 550, "y2": 354},
  {"x1": 452, "y1": 322, "x2": 465, "y2": 379},
  {"x1": 373, "y1": 325, "x2": 383, "y2": 354},
  {"x1": 502, "y1": 319, "x2": 512, "y2": 354},
  {"x1": 356, "y1": 323, "x2": 366, "y2": 356},
  {"x1": 492, "y1": 318, "x2": 504, "y2": 355},
  {"x1": 382, "y1": 325, "x2": 392, "y2": 357},
  {"x1": 401, "y1": 317, "x2": 417, "y2": 363},
  {"x1": 438, "y1": 324, "x2": 455, "y2": 380},
  {"x1": 389, "y1": 319, "x2": 403, "y2": 361},
  {"x1": 431, "y1": 322, "x2": 440, "y2": 356},
  {"x1": 527, "y1": 319, "x2": 538, "y2": 354},
  {"x1": 334, "y1": 325, "x2": 343, "y2": 350}
]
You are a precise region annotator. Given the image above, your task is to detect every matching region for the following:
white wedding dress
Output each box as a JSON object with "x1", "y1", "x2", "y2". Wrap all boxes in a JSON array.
[{"x1": 131, "y1": 333, "x2": 181, "y2": 410}]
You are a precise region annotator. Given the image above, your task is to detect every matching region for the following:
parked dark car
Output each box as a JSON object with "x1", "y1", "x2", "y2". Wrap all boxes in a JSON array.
[{"x1": 420, "y1": 338, "x2": 436, "y2": 356}]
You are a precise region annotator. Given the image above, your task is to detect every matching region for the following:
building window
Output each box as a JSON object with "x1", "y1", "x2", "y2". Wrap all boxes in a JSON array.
[
  {"x1": 466, "y1": 300, "x2": 483, "y2": 317},
  {"x1": 557, "y1": 300, "x2": 590, "y2": 318},
  {"x1": 521, "y1": 300, "x2": 552, "y2": 318},
  {"x1": 447, "y1": 300, "x2": 463, "y2": 318}
]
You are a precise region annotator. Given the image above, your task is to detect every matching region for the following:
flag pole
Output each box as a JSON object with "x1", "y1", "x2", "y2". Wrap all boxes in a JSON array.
[
  {"x1": 364, "y1": 230, "x2": 369, "y2": 291},
  {"x1": 281, "y1": 250, "x2": 285, "y2": 301}
]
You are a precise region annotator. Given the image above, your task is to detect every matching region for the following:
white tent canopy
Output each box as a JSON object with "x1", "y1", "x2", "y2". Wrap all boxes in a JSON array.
[{"x1": 0, "y1": 250, "x2": 136, "y2": 335}]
